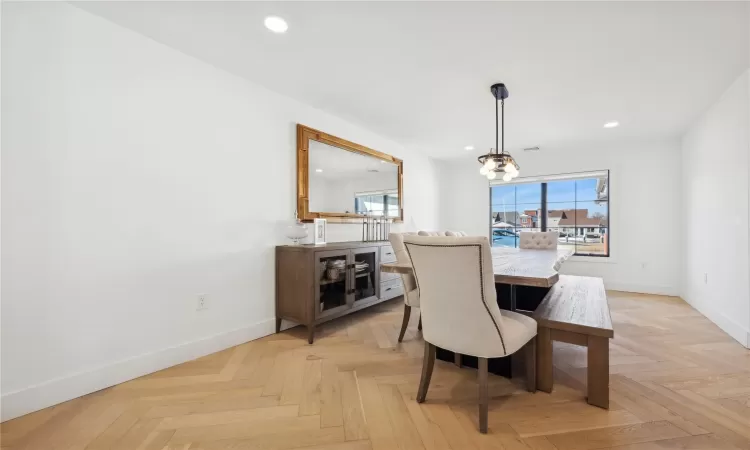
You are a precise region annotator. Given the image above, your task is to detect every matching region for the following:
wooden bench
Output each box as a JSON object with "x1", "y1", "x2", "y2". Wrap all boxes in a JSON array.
[{"x1": 533, "y1": 275, "x2": 613, "y2": 408}]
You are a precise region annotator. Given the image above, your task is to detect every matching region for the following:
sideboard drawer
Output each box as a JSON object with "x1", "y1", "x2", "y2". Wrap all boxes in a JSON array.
[
  {"x1": 380, "y1": 271, "x2": 400, "y2": 282},
  {"x1": 380, "y1": 245, "x2": 396, "y2": 263},
  {"x1": 380, "y1": 278, "x2": 403, "y2": 300}
]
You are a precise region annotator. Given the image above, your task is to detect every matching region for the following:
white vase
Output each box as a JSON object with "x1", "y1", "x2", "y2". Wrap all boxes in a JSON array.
[{"x1": 286, "y1": 221, "x2": 308, "y2": 245}]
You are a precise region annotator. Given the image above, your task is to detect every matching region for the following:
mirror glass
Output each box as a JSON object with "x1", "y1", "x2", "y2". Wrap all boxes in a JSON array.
[{"x1": 308, "y1": 140, "x2": 399, "y2": 217}]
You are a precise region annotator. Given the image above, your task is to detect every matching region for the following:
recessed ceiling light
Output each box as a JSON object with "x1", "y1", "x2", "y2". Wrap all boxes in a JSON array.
[
  {"x1": 380, "y1": 160, "x2": 386, "y2": 164},
  {"x1": 603, "y1": 121, "x2": 619, "y2": 128},
  {"x1": 315, "y1": 168, "x2": 323, "y2": 173},
  {"x1": 264, "y1": 16, "x2": 288, "y2": 33},
  {"x1": 464, "y1": 145, "x2": 475, "y2": 151}
]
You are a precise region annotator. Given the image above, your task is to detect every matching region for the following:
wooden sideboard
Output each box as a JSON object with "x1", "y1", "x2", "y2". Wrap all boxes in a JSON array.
[{"x1": 276, "y1": 241, "x2": 402, "y2": 343}]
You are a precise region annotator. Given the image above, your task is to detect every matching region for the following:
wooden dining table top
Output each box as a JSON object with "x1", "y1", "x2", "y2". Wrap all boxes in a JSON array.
[{"x1": 381, "y1": 247, "x2": 573, "y2": 288}]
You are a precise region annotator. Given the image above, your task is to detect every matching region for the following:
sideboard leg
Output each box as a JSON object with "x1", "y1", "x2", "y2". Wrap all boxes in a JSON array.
[
  {"x1": 276, "y1": 318, "x2": 282, "y2": 333},
  {"x1": 307, "y1": 325, "x2": 315, "y2": 344}
]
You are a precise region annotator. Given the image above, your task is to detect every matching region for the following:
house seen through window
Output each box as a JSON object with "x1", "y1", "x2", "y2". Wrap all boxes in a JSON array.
[{"x1": 490, "y1": 171, "x2": 609, "y2": 257}]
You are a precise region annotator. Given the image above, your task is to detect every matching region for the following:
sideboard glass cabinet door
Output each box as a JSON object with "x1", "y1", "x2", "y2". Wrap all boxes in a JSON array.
[
  {"x1": 315, "y1": 250, "x2": 351, "y2": 319},
  {"x1": 351, "y1": 247, "x2": 379, "y2": 305}
]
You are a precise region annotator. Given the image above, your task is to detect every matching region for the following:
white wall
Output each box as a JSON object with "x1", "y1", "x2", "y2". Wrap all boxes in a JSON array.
[
  {"x1": 681, "y1": 70, "x2": 750, "y2": 348},
  {"x1": 0, "y1": 2, "x2": 439, "y2": 420},
  {"x1": 438, "y1": 140, "x2": 683, "y2": 296}
]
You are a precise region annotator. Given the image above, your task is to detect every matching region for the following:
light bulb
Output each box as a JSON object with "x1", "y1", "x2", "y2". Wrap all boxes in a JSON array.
[
  {"x1": 511, "y1": 170, "x2": 520, "y2": 178},
  {"x1": 510, "y1": 164, "x2": 519, "y2": 174},
  {"x1": 264, "y1": 16, "x2": 289, "y2": 33},
  {"x1": 503, "y1": 173, "x2": 513, "y2": 182},
  {"x1": 479, "y1": 166, "x2": 489, "y2": 175},
  {"x1": 484, "y1": 159, "x2": 495, "y2": 169},
  {"x1": 503, "y1": 162, "x2": 515, "y2": 173},
  {"x1": 486, "y1": 171, "x2": 497, "y2": 180}
]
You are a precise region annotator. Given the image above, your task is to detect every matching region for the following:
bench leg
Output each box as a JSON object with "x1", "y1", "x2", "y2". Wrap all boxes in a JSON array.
[
  {"x1": 587, "y1": 335, "x2": 609, "y2": 409},
  {"x1": 536, "y1": 327, "x2": 553, "y2": 393}
]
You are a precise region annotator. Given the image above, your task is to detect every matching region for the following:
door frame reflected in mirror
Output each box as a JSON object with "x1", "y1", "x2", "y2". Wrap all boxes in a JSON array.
[{"x1": 297, "y1": 124, "x2": 404, "y2": 223}]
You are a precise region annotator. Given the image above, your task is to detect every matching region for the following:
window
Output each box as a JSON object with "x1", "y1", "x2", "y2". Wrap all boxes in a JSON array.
[
  {"x1": 490, "y1": 171, "x2": 609, "y2": 257},
  {"x1": 354, "y1": 190, "x2": 399, "y2": 217}
]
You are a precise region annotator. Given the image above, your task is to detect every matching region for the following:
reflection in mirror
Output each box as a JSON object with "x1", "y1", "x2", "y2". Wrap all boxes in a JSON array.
[{"x1": 308, "y1": 140, "x2": 399, "y2": 217}]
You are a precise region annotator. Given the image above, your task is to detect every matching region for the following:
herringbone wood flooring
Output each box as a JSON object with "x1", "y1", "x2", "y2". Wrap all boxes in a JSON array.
[{"x1": 2, "y1": 291, "x2": 750, "y2": 450}]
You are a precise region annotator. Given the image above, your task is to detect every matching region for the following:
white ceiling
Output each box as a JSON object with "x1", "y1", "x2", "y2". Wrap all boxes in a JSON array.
[{"x1": 74, "y1": 1, "x2": 749, "y2": 159}]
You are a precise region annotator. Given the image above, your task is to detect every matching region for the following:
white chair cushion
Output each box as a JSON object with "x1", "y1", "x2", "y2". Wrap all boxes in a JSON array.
[
  {"x1": 499, "y1": 310, "x2": 538, "y2": 355},
  {"x1": 403, "y1": 235, "x2": 536, "y2": 358},
  {"x1": 519, "y1": 231, "x2": 558, "y2": 250}
]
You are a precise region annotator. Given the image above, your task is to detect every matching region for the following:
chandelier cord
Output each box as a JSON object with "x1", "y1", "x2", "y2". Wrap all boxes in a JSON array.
[
  {"x1": 495, "y1": 94, "x2": 499, "y2": 156},
  {"x1": 501, "y1": 98, "x2": 504, "y2": 155}
]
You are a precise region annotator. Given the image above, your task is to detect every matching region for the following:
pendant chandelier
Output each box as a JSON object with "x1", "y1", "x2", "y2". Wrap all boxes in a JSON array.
[{"x1": 478, "y1": 83, "x2": 519, "y2": 181}]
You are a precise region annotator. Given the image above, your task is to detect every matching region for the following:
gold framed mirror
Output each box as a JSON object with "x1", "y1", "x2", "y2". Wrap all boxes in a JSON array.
[{"x1": 297, "y1": 124, "x2": 403, "y2": 223}]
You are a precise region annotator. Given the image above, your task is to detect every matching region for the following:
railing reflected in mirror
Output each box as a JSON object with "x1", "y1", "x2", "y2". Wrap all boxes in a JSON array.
[{"x1": 297, "y1": 124, "x2": 403, "y2": 223}]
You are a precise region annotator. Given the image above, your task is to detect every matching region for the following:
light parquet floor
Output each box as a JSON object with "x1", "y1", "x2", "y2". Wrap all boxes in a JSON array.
[{"x1": 3, "y1": 291, "x2": 750, "y2": 450}]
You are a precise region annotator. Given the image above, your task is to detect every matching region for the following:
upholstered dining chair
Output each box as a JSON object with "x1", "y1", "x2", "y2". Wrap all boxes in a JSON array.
[
  {"x1": 403, "y1": 235, "x2": 537, "y2": 434},
  {"x1": 417, "y1": 230, "x2": 446, "y2": 236},
  {"x1": 519, "y1": 231, "x2": 558, "y2": 249},
  {"x1": 388, "y1": 232, "x2": 421, "y2": 342},
  {"x1": 444, "y1": 231, "x2": 468, "y2": 237}
]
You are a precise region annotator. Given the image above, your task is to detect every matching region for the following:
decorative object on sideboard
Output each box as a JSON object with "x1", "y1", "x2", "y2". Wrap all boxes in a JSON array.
[
  {"x1": 285, "y1": 211, "x2": 308, "y2": 245},
  {"x1": 313, "y1": 218, "x2": 327, "y2": 245},
  {"x1": 362, "y1": 214, "x2": 392, "y2": 242},
  {"x1": 326, "y1": 258, "x2": 346, "y2": 281},
  {"x1": 478, "y1": 83, "x2": 520, "y2": 182}
]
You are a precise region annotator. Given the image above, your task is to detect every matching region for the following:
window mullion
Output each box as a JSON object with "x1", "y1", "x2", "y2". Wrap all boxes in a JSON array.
[{"x1": 541, "y1": 183, "x2": 547, "y2": 232}]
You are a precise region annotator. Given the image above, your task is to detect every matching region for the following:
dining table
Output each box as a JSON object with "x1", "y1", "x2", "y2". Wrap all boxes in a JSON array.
[{"x1": 381, "y1": 246, "x2": 573, "y2": 377}]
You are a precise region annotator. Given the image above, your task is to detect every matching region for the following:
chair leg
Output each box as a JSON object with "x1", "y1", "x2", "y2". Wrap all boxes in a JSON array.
[
  {"x1": 398, "y1": 305, "x2": 411, "y2": 343},
  {"x1": 524, "y1": 339, "x2": 536, "y2": 393},
  {"x1": 417, "y1": 342, "x2": 436, "y2": 403},
  {"x1": 418, "y1": 315, "x2": 422, "y2": 331},
  {"x1": 478, "y1": 357, "x2": 489, "y2": 434}
]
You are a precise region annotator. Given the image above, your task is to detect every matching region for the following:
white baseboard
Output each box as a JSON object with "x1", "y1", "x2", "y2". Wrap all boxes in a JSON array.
[
  {"x1": 682, "y1": 297, "x2": 750, "y2": 348},
  {"x1": 0, "y1": 318, "x2": 276, "y2": 422},
  {"x1": 605, "y1": 282, "x2": 680, "y2": 297}
]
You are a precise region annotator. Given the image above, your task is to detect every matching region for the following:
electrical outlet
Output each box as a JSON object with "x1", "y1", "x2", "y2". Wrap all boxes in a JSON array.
[
  {"x1": 197, "y1": 294, "x2": 208, "y2": 311},
  {"x1": 704, "y1": 273, "x2": 708, "y2": 284}
]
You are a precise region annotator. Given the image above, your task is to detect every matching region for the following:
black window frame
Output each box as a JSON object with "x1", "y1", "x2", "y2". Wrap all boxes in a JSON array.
[{"x1": 489, "y1": 170, "x2": 610, "y2": 258}]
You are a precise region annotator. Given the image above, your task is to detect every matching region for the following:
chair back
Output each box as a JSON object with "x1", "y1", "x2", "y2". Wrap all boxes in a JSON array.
[
  {"x1": 444, "y1": 231, "x2": 468, "y2": 237},
  {"x1": 403, "y1": 235, "x2": 509, "y2": 358},
  {"x1": 519, "y1": 231, "x2": 558, "y2": 250},
  {"x1": 388, "y1": 232, "x2": 419, "y2": 306},
  {"x1": 417, "y1": 230, "x2": 446, "y2": 236}
]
